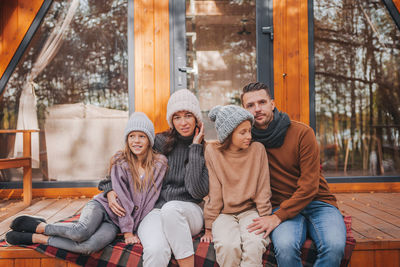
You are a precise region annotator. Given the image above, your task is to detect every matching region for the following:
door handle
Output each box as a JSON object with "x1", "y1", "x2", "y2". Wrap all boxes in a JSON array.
[
  {"x1": 262, "y1": 26, "x2": 273, "y2": 41},
  {"x1": 178, "y1": 67, "x2": 193, "y2": 73}
]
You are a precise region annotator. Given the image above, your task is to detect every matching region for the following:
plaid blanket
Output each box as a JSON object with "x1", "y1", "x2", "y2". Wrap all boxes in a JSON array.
[{"x1": 1, "y1": 215, "x2": 355, "y2": 267}]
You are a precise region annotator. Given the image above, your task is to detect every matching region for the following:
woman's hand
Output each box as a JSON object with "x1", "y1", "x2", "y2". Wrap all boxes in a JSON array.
[
  {"x1": 192, "y1": 122, "x2": 204, "y2": 144},
  {"x1": 124, "y1": 232, "x2": 141, "y2": 244},
  {"x1": 200, "y1": 228, "x2": 213, "y2": 243},
  {"x1": 107, "y1": 190, "x2": 126, "y2": 217}
]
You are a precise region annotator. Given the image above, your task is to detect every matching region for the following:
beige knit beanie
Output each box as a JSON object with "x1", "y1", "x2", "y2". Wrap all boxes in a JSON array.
[{"x1": 166, "y1": 89, "x2": 203, "y2": 128}]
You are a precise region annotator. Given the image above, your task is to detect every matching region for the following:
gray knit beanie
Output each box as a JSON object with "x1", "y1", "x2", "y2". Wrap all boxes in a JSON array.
[
  {"x1": 209, "y1": 105, "x2": 254, "y2": 143},
  {"x1": 166, "y1": 89, "x2": 203, "y2": 128},
  {"x1": 124, "y1": 112, "x2": 155, "y2": 146}
]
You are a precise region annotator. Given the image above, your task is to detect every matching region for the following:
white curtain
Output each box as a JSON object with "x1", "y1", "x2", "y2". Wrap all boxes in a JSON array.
[{"x1": 14, "y1": 0, "x2": 79, "y2": 168}]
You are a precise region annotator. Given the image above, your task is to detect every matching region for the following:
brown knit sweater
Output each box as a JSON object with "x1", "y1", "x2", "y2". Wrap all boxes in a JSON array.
[
  {"x1": 203, "y1": 141, "x2": 272, "y2": 229},
  {"x1": 264, "y1": 121, "x2": 338, "y2": 222}
]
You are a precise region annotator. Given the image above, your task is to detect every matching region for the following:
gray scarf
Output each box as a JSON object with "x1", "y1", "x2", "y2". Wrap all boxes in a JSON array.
[{"x1": 251, "y1": 108, "x2": 291, "y2": 148}]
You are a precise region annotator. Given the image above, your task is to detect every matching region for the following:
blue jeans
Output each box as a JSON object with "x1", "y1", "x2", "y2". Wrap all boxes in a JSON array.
[
  {"x1": 270, "y1": 201, "x2": 346, "y2": 267},
  {"x1": 45, "y1": 200, "x2": 119, "y2": 255}
]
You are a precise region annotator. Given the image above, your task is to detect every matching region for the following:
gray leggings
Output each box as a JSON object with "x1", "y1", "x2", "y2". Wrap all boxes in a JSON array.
[{"x1": 45, "y1": 199, "x2": 119, "y2": 255}]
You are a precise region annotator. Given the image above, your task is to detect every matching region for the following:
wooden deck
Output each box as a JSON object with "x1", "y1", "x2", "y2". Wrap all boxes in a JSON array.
[{"x1": 0, "y1": 193, "x2": 399, "y2": 266}]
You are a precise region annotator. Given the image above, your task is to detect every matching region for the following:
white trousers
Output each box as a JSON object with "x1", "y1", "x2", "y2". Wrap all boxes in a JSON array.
[
  {"x1": 137, "y1": 201, "x2": 204, "y2": 267},
  {"x1": 212, "y1": 209, "x2": 270, "y2": 267}
]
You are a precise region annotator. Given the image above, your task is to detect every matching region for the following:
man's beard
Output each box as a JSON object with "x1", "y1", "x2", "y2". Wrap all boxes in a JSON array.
[{"x1": 254, "y1": 116, "x2": 271, "y2": 129}]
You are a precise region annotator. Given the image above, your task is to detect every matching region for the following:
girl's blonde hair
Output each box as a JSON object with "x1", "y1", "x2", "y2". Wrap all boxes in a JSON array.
[{"x1": 109, "y1": 137, "x2": 158, "y2": 192}]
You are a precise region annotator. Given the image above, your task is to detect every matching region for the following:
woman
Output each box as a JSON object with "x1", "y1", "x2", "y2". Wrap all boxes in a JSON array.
[
  {"x1": 6, "y1": 112, "x2": 167, "y2": 254},
  {"x1": 201, "y1": 105, "x2": 272, "y2": 267},
  {"x1": 99, "y1": 89, "x2": 209, "y2": 267}
]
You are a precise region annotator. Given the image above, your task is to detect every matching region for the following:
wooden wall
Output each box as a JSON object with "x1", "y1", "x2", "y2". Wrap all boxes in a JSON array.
[
  {"x1": 0, "y1": 0, "x2": 44, "y2": 81},
  {"x1": 273, "y1": 0, "x2": 310, "y2": 125},
  {"x1": 134, "y1": 0, "x2": 170, "y2": 133},
  {"x1": 394, "y1": 0, "x2": 400, "y2": 13}
]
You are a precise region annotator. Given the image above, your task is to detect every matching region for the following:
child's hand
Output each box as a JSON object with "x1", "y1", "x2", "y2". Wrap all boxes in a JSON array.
[
  {"x1": 107, "y1": 190, "x2": 126, "y2": 217},
  {"x1": 124, "y1": 232, "x2": 141, "y2": 244},
  {"x1": 200, "y1": 228, "x2": 213, "y2": 243}
]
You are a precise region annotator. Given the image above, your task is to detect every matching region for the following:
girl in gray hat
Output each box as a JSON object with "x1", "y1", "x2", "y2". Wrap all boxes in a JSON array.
[
  {"x1": 201, "y1": 105, "x2": 272, "y2": 267},
  {"x1": 6, "y1": 112, "x2": 168, "y2": 254}
]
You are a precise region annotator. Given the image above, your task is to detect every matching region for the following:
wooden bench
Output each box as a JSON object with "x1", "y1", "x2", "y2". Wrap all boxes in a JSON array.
[{"x1": 0, "y1": 129, "x2": 39, "y2": 205}]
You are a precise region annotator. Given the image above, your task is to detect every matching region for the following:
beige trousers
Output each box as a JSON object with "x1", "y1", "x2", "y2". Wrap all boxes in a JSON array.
[{"x1": 212, "y1": 209, "x2": 270, "y2": 267}]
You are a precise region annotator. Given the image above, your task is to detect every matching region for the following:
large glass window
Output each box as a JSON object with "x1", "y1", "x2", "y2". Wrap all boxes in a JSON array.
[
  {"x1": 314, "y1": 0, "x2": 400, "y2": 177},
  {"x1": 0, "y1": 0, "x2": 128, "y2": 181}
]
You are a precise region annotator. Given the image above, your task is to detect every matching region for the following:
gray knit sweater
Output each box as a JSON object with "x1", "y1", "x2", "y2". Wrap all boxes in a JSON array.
[{"x1": 98, "y1": 132, "x2": 209, "y2": 208}]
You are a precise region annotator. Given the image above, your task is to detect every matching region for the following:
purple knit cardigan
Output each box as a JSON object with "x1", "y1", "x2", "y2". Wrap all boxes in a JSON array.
[{"x1": 94, "y1": 154, "x2": 167, "y2": 233}]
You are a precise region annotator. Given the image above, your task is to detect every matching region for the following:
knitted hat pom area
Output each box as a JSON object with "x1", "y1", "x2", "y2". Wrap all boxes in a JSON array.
[{"x1": 209, "y1": 105, "x2": 254, "y2": 143}]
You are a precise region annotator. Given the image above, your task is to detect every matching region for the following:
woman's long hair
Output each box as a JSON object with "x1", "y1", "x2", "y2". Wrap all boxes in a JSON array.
[
  {"x1": 109, "y1": 140, "x2": 158, "y2": 192},
  {"x1": 161, "y1": 128, "x2": 179, "y2": 155}
]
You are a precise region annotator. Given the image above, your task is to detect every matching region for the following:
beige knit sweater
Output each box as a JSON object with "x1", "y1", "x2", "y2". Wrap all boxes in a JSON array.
[{"x1": 203, "y1": 141, "x2": 272, "y2": 229}]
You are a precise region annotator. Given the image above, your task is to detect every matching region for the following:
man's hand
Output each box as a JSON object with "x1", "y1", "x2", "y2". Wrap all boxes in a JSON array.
[
  {"x1": 247, "y1": 214, "x2": 281, "y2": 238},
  {"x1": 107, "y1": 190, "x2": 126, "y2": 217},
  {"x1": 200, "y1": 228, "x2": 213, "y2": 243},
  {"x1": 124, "y1": 232, "x2": 141, "y2": 244}
]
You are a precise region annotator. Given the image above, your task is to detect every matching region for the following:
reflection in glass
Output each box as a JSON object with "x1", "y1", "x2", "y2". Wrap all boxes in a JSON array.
[
  {"x1": 314, "y1": 0, "x2": 400, "y2": 176},
  {"x1": 0, "y1": 0, "x2": 127, "y2": 181},
  {"x1": 185, "y1": 0, "x2": 256, "y2": 139}
]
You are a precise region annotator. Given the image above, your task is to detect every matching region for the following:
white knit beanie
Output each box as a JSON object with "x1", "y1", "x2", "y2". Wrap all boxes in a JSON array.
[
  {"x1": 124, "y1": 112, "x2": 155, "y2": 146},
  {"x1": 209, "y1": 105, "x2": 254, "y2": 143},
  {"x1": 166, "y1": 89, "x2": 203, "y2": 128}
]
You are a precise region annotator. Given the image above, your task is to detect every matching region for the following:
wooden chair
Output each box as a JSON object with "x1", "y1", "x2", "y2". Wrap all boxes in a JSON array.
[{"x1": 0, "y1": 129, "x2": 39, "y2": 205}]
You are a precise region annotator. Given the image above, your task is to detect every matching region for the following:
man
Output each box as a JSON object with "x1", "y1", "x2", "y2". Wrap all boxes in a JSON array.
[{"x1": 243, "y1": 82, "x2": 346, "y2": 267}]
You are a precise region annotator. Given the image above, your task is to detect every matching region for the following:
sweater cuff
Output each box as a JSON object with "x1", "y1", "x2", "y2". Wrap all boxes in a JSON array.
[
  {"x1": 273, "y1": 209, "x2": 289, "y2": 222},
  {"x1": 204, "y1": 219, "x2": 213, "y2": 229},
  {"x1": 119, "y1": 217, "x2": 134, "y2": 234},
  {"x1": 189, "y1": 143, "x2": 203, "y2": 153},
  {"x1": 101, "y1": 182, "x2": 113, "y2": 197}
]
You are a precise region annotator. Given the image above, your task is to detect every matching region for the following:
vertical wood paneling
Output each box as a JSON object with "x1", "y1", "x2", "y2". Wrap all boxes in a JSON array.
[
  {"x1": 273, "y1": 0, "x2": 309, "y2": 125},
  {"x1": 286, "y1": 0, "x2": 301, "y2": 121},
  {"x1": 349, "y1": 249, "x2": 400, "y2": 267},
  {"x1": 273, "y1": 0, "x2": 284, "y2": 111},
  {"x1": 41, "y1": 258, "x2": 67, "y2": 267},
  {"x1": 154, "y1": 0, "x2": 170, "y2": 132},
  {"x1": 134, "y1": 0, "x2": 144, "y2": 112},
  {"x1": 15, "y1": 259, "x2": 40, "y2": 267},
  {"x1": 350, "y1": 250, "x2": 375, "y2": 267},
  {"x1": 0, "y1": 0, "x2": 44, "y2": 80},
  {"x1": 0, "y1": 8, "x2": 3, "y2": 62},
  {"x1": 134, "y1": 0, "x2": 170, "y2": 133},
  {"x1": 0, "y1": 259, "x2": 14, "y2": 267},
  {"x1": 394, "y1": 0, "x2": 400, "y2": 13},
  {"x1": 299, "y1": 0, "x2": 310, "y2": 124},
  {"x1": 374, "y1": 250, "x2": 400, "y2": 267},
  {"x1": 0, "y1": 1, "x2": 18, "y2": 78}
]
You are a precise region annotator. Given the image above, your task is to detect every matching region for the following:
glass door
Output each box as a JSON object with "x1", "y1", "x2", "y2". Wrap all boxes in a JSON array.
[{"x1": 170, "y1": 0, "x2": 273, "y2": 138}]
